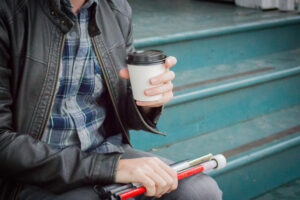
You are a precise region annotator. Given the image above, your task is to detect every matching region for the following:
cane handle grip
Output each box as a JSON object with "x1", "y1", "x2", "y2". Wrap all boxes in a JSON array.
[{"x1": 212, "y1": 154, "x2": 226, "y2": 170}]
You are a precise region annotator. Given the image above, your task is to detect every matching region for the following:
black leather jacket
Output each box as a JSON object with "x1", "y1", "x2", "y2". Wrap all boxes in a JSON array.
[{"x1": 0, "y1": 0, "x2": 164, "y2": 199}]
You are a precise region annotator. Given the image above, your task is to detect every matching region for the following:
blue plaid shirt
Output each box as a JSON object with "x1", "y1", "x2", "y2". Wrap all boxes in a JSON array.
[{"x1": 42, "y1": 0, "x2": 125, "y2": 153}]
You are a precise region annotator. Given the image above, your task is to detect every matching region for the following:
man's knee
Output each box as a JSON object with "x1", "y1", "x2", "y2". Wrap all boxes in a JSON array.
[
  {"x1": 19, "y1": 185, "x2": 99, "y2": 200},
  {"x1": 165, "y1": 173, "x2": 222, "y2": 200}
]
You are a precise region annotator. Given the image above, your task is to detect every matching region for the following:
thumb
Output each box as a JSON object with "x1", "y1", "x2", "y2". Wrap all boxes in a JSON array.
[{"x1": 120, "y1": 67, "x2": 130, "y2": 79}]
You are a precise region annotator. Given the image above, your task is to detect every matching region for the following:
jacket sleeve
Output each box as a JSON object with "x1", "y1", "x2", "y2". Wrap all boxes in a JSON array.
[
  {"x1": 0, "y1": 5, "x2": 120, "y2": 193},
  {"x1": 121, "y1": 0, "x2": 165, "y2": 135}
]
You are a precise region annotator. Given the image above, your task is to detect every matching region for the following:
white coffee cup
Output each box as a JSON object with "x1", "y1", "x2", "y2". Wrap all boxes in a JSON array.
[{"x1": 127, "y1": 50, "x2": 167, "y2": 101}]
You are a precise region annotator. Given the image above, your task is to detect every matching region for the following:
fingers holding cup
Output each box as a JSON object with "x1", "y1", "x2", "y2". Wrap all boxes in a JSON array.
[
  {"x1": 165, "y1": 56, "x2": 177, "y2": 69},
  {"x1": 136, "y1": 91, "x2": 174, "y2": 108},
  {"x1": 120, "y1": 67, "x2": 130, "y2": 79},
  {"x1": 150, "y1": 70, "x2": 175, "y2": 85},
  {"x1": 142, "y1": 56, "x2": 176, "y2": 107},
  {"x1": 145, "y1": 82, "x2": 174, "y2": 97}
]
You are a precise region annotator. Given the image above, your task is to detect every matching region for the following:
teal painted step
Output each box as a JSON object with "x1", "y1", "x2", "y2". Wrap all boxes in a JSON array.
[
  {"x1": 126, "y1": 1, "x2": 300, "y2": 198},
  {"x1": 149, "y1": 105, "x2": 300, "y2": 199},
  {"x1": 212, "y1": 132, "x2": 300, "y2": 200},
  {"x1": 128, "y1": 0, "x2": 300, "y2": 150},
  {"x1": 130, "y1": 49, "x2": 300, "y2": 150},
  {"x1": 172, "y1": 48, "x2": 300, "y2": 97},
  {"x1": 129, "y1": 0, "x2": 300, "y2": 70},
  {"x1": 252, "y1": 178, "x2": 300, "y2": 200},
  {"x1": 149, "y1": 104, "x2": 300, "y2": 161},
  {"x1": 129, "y1": 0, "x2": 300, "y2": 41}
]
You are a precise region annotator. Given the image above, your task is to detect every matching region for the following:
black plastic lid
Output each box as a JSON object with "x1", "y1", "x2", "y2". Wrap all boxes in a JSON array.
[{"x1": 126, "y1": 50, "x2": 166, "y2": 65}]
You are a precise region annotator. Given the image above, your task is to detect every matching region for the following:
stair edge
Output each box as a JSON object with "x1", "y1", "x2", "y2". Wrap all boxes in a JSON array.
[
  {"x1": 167, "y1": 66, "x2": 300, "y2": 107},
  {"x1": 207, "y1": 134, "x2": 300, "y2": 177},
  {"x1": 134, "y1": 16, "x2": 300, "y2": 48}
]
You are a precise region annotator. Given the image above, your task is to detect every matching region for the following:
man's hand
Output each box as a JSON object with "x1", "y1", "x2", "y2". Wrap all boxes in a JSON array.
[
  {"x1": 120, "y1": 56, "x2": 177, "y2": 108},
  {"x1": 115, "y1": 157, "x2": 178, "y2": 198}
]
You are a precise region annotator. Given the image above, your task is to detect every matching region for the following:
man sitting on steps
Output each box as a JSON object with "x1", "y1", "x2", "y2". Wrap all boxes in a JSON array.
[{"x1": 0, "y1": 0, "x2": 223, "y2": 199}]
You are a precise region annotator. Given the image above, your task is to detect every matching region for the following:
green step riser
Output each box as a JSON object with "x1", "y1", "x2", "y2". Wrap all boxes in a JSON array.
[
  {"x1": 135, "y1": 23, "x2": 300, "y2": 73},
  {"x1": 211, "y1": 139, "x2": 300, "y2": 200},
  {"x1": 131, "y1": 74, "x2": 300, "y2": 150}
]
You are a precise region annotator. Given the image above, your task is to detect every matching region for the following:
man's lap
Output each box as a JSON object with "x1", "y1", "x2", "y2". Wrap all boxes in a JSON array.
[{"x1": 18, "y1": 146, "x2": 222, "y2": 200}]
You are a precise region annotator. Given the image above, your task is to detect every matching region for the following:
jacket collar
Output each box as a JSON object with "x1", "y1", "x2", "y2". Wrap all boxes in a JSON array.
[{"x1": 41, "y1": 0, "x2": 101, "y2": 35}]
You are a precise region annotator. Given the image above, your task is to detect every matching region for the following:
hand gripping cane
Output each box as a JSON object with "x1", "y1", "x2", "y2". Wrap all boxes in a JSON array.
[{"x1": 94, "y1": 154, "x2": 227, "y2": 200}]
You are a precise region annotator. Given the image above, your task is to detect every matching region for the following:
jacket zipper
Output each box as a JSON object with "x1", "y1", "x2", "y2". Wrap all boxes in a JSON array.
[
  {"x1": 92, "y1": 38, "x2": 165, "y2": 136},
  {"x1": 12, "y1": 185, "x2": 22, "y2": 200},
  {"x1": 39, "y1": 35, "x2": 66, "y2": 140},
  {"x1": 13, "y1": 35, "x2": 66, "y2": 200},
  {"x1": 91, "y1": 38, "x2": 131, "y2": 145}
]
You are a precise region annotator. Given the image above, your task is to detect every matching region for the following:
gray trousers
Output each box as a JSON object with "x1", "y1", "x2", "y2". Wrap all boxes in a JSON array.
[{"x1": 19, "y1": 146, "x2": 223, "y2": 200}]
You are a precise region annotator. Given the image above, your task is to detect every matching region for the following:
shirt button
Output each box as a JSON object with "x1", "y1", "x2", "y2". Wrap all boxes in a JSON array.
[
  {"x1": 50, "y1": 11, "x2": 55, "y2": 15},
  {"x1": 61, "y1": 20, "x2": 65, "y2": 24}
]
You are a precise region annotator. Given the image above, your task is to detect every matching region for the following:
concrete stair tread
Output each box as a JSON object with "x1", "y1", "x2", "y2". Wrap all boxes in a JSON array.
[
  {"x1": 148, "y1": 104, "x2": 300, "y2": 162},
  {"x1": 252, "y1": 177, "x2": 300, "y2": 200},
  {"x1": 128, "y1": 0, "x2": 300, "y2": 46},
  {"x1": 210, "y1": 127, "x2": 300, "y2": 200},
  {"x1": 172, "y1": 48, "x2": 300, "y2": 97}
]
